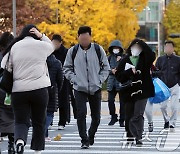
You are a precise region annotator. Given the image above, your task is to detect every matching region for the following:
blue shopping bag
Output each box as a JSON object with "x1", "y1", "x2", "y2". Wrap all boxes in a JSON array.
[{"x1": 149, "y1": 78, "x2": 171, "y2": 104}]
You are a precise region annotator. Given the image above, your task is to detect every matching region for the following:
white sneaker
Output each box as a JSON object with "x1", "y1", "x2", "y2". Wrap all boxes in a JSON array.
[
  {"x1": 45, "y1": 137, "x2": 51, "y2": 142},
  {"x1": 58, "y1": 125, "x2": 65, "y2": 130},
  {"x1": 48, "y1": 125, "x2": 52, "y2": 130}
]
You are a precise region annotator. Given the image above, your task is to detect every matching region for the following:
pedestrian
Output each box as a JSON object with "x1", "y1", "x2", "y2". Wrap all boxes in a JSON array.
[
  {"x1": 52, "y1": 34, "x2": 70, "y2": 130},
  {"x1": 45, "y1": 54, "x2": 64, "y2": 142},
  {"x1": 107, "y1": 40, "x2": 125, "y2": 127},
  {"x1": 155, "y1": 40, "x2": 180, "y2": 131},
  {"x1": 115, "y1": 39, "x2": 155, "y2": 146},
  {"x1": 0, "y1": 32, "x2": 15, "y2": 154},
  {"x1": 63, "y1": 26, "x2": 110, "y2": 149},
  {"x1": 1, "y1": 24, "x2": 54, "y2": 154},
  {"x1": 145, "y1": 65, "x2": 159, "y2": 132}
]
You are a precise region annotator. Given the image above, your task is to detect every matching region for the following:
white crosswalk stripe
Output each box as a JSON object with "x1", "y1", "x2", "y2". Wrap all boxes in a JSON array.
[{"x1": 1, "y1": 116, "x2": 180, "y2": 154}]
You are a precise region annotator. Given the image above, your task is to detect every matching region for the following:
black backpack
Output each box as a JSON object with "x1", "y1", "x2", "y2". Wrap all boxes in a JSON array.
[{"x1": 72, "y1": 43, "x2": 103, "y2": 67}]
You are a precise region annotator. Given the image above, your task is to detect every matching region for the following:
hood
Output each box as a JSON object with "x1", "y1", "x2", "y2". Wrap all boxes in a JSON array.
[
  {"x1": 126, "y1": 39, "x2": 153, "y2": 56},
  {"x1": 108, "y1": 40, "x2": 123, "y2": 54}
]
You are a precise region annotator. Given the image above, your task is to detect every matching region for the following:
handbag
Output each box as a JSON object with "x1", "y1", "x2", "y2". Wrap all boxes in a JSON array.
[
  {"x1": 149, "y1": 78, "x2": 171, "y2": 104},
  {"x1": 0, "y1": 52, "x2": 13, "y2": 94}
]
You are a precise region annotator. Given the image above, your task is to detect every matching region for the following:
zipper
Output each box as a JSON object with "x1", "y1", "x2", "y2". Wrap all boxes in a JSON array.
[{"x1": 85, "y1": 51, "x2": 90, "y2": 94}]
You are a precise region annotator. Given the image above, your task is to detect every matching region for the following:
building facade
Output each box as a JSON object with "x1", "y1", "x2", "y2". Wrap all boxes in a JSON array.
[{"x1": 137, "y1": 0, "x2": 165, "y2": 56}]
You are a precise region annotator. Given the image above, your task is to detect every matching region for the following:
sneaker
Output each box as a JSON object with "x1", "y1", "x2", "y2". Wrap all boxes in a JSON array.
[
  {"x1": 89, "y1": 136, "x2": 95, "y2": 146},
  {"x1": 16, "y1": 143, "x2": 24, "y2": 154},
  {"x1": 58, "y1": 125, "x2": 65, "y2": 130},
  {"x1": 164, "y1": 122, "x2": 170, "y2": 129},
  {"x1": 148, "y1": 122, "x2": 153, "y2": 132},
  {"x1": 45, "y1": 137, "x2": 51, "y2": 142},
  {"x1": 136, "y1": 139, "x2": 143, "y2": 147},
  {"x1": 48, "y1": 125, "x2": 52, "y2": 130},
  {"x1": 170, "y1": 125, "x2": 175, "y2": 132},
  {"x1": 81, "y1": 142, "x2": 89, "y2": 149}
]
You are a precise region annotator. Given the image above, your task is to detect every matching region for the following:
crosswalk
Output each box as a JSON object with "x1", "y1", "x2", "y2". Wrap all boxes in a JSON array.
[{"x1": 1, "y1": 116, "x2": 180, "y2": 154}]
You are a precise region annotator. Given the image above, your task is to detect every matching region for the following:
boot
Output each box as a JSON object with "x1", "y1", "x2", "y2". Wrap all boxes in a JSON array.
[
  {"x1": 108, "y1": 114, "x2": 118, "y2": 125},
  {"x1": 8, "y1": 134, "x2": 15, "y2": 154}
]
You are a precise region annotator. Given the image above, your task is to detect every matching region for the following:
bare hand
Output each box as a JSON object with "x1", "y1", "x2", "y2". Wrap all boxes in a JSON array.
[
  {"x1": 132, "y1": 68, "x2": 136, "y2": 74},
  {"x1": 29, "y1": 28, "x2": 43, "y2": 38},
  {"x1": 112, "y1": 69, "x2": 117, "y2": 74},
  {"x1": 117, "y1": 56, "x2": 121, "y2": 61}
]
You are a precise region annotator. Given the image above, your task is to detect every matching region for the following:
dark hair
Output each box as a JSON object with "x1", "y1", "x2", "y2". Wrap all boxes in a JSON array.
[
  {"x1": 165, "y1": 40, "x2": 175, "y2": 47},
  {"x1": 0, "y1": 32, "x2": 14, "y2": 49},
  {"x1": 3, "y1": 24, "x2": 40, "y2": 56},
  {"x1": 52, "y1": 34, "x2": 62, "y2": 42},
  {"x1": 78, "y1": 26, "x2": 91, "y2": 36}
]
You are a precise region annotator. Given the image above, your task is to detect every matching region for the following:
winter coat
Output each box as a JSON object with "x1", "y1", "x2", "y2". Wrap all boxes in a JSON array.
[
  {"x1": 107, "y1": 40, "x2": 124, "y2": 92},
  {"x1": 115, "y1": 39, "x2": 155, "y2": 102},
  {"x1": 46, "y1": 55, "x2": 64, "y2": 113}
]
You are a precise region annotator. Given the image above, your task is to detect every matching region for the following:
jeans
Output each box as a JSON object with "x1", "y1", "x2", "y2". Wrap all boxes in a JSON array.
[{"x1": 45, "y1": 112, "x2": 54, "y2": 137}]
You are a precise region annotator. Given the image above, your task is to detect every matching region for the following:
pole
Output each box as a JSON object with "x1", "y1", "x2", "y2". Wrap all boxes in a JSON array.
[{"x1": 12, "y1": 0, "x2": 16, "y2": 37}]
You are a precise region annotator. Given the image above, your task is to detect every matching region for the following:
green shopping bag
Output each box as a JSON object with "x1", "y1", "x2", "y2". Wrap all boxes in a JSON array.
[{"x1": 4, "y1": 94, "x2": 11, "y2": 105}]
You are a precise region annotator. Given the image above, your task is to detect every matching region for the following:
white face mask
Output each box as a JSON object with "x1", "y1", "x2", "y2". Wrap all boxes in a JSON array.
[
  {"x1": 131, "y1": 48, "x2": 141, "y2": 56},
  {"x1": 113, "y1": 49, "x2": 119, "y2": 54}
]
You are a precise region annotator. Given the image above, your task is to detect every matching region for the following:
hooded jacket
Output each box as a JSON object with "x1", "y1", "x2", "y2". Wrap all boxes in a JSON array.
[
  {"x1": 107, "y1": 40, "x2": 124, "y2": 91},
  {"x1": 115, "y1": 39, "x2": 155, "y2": 102}
]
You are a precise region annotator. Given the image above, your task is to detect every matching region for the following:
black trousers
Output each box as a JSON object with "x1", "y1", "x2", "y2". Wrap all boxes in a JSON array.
[
  {"x1": 11, "y1": 88, "x2": 48, "y2": 150},
  {"x1": 58, "y1": 79, "x2": 70, "y2": 126},
  {"x1": 108, "y1": 88, "x2": 125, "y2": 123},
  {"x1": 74, "y1": 90, "x2": 101, "y2": 143},
  {"x1": 125, "y1": 99, "x2": 147, "y2": 140}
]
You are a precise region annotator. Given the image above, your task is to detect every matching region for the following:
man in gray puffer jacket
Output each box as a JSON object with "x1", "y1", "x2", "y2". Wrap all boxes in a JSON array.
[{"x1": 63, "y1": 26, "x2": 110, "y2": 149}]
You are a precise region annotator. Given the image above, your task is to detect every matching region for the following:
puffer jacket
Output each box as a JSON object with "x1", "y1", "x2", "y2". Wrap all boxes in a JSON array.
[{"x1": 47, "y1": 55, "x2": 64, "y2": 113}]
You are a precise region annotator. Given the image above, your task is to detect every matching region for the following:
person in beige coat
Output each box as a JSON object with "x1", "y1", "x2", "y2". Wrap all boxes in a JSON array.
[{"x1": 1, "y1": 24, "x2": 54, "y2": 154}]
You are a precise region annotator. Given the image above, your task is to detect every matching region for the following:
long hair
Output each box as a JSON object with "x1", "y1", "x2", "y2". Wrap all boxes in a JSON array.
[
  {"x1": 0, "y1": 32, "x2": 14, "y2": 52},
  {"x1": 3, "y1": 24, "x2": 40, "y2": 56}
]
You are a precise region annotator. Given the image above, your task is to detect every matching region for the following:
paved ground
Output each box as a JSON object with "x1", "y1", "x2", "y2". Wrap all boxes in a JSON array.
[{"x1": 1, "y1": 102, "x2": 180, "y2": 154}]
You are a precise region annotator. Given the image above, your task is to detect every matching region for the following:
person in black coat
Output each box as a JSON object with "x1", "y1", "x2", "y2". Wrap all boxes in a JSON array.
[
  {"x1": 0, "y1": 32, "x2": 15, "y2": 154},
  {"x1": 52, "y1": 34, "x2": 76, "y2": 129},
  {"x1": 45, "y1": 54, "x2": 64, "y2": 140},
  {"x1": 115, "y1": 39, "x2": 155, "y2": 146}
]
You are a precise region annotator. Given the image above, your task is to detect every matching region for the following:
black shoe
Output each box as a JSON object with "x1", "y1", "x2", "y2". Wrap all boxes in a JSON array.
[
  {"x1": 81, "y1": 142, "x2": 89, "y2": 149},
  {"x1": 170, "y1": 125, "x2": 175, "y2": 132},
  {"x1": 164, "y1": 122, "x2": 169, "y2": 129},
  {"x1": 108, "y1": 114, "x2": 118, "y2": 126},
  {"x1": 120, "y1": 122, "x2": 125, "y2": 127},
  {"x1": 136, "y1": 139, "x2": 143, "y2": 147},
  {"x1": 8, "y1": 144, "x2": 15, "y2": 154},
  {"x1": 16, "y1": 143, "x2": 24, "y2": 154},
  {"x1": 89, "y1": 136, "x2": 95, "y2": 146}
]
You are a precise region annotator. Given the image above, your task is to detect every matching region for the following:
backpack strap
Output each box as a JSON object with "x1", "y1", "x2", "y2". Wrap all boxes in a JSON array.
[
  {"x1": 72, "y1": 43, "x2": 103, "y2": 68},
  {"x1": 72, "y1": 44, "x2": 79, "y2": 65},
  {"x1": 94, "y1": 43, "x2": 103, "y2": 68}
]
